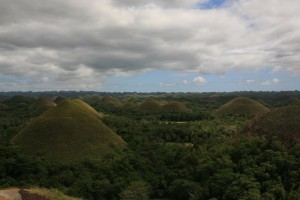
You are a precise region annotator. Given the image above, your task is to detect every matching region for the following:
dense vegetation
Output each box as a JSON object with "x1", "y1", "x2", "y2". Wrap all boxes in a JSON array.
[{"x1": 0, "y1": 91, "x2": 299, "y2": 200}]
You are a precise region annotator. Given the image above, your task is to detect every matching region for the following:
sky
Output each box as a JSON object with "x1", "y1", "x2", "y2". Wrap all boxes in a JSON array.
[{"x1": 0, "y1": 0, "x2": 299, "y2": 92}]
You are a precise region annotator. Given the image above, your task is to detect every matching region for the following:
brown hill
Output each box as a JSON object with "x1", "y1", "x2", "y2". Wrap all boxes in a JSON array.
[
  {"x1": 161, "y1": 101, "x2": 191, "y2": 113},
  {"x1": 101, "y1": 96, "x2": 123, "y2": 108},
  {"x1": 138, "y1": 98, "x2": 161, "y2": 112},
  {"x1": 216, "y1": 97, "x2": 270, "y2": 116},
  {"x1": 12, "y1": 99, "x2": 126, "y2": 163},
  {"x1": 245, "y1": 105, "x2": 300, "y2": 147},
  {"x1": 53, "y1": 96, "x2": 66, "y2": 104}
]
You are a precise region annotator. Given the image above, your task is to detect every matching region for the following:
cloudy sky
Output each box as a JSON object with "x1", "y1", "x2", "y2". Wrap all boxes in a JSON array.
[{"x1": 0, "y1": 0, "x2": 299, "y2": 92}]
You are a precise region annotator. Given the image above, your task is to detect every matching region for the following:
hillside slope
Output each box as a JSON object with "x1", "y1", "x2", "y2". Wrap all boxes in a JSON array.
[
  {"x1": 12, "y1": 99, "x2": 126, "y2": 163},
  {"x1": 161, "y1": 101, "x2": 191, "y2": 113},
  {"x1": 216, "y1": 97, "x2": 270, "y2": 116},
  {"x1": 246, "y1": 105, "x2": 300, "y2": 147}
]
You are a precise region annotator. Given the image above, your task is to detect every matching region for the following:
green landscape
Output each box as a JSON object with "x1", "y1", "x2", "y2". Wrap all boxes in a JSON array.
[{"x1": 0, "y1": 91, "x2": 299, "y2": 199}]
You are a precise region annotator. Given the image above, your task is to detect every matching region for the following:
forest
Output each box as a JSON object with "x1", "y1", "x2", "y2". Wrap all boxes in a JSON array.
[{"x1": 0, "y1": 91, "x2": 299, "y2": 200}]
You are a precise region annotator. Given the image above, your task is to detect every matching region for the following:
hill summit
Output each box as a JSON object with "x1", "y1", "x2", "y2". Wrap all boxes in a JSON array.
[
  {"x1": 216, "y1": 97, "x2": 270, "y2": 116},
  {"x1": 29, "y1": 96, "x2": 56, "y2": 115},
  {"x1": 161, "y1": 101, "x2": 191, "y2": 113},
  {"x1": 101, "y1": 96, "x2": 123, "y2": 108},
  {"x1": 12, "y1": 99, "x2": 126, "y2": 163},
  {"x1": 138, "y1": 98, "x2": 161, "y2": 112}
]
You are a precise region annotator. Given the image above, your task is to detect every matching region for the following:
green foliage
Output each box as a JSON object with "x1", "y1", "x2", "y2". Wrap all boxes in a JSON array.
[
  {"x1": 120, "y1": 180, "x2": 151, "y2": 200},
  {"x1": 0, "y1": 92, "x2": 300, "y2": 200}
]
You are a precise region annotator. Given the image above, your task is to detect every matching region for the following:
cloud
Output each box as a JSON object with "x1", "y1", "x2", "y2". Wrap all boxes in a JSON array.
[
  {"x1": 246, "y1": 79, "x2": 255, "y2": 84},
  {"x1": 182, "y1": 80, "x2": 189, "y2": 85},
  {"x1": 0, "y1": 0, "x2": 299, "y2": 90},
  {"x1": 262, "y1": 78, "x2": 280, "y2": 86},
  {"x1": 112, "y1": 0, "x2": 207, "y2": 8},
  {"x1": 192, "y1": 76, "x2": 208, "y2": 85}
]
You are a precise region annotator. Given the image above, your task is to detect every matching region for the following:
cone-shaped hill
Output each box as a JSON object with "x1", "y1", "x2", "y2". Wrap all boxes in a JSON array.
[
  {"x1": 53, "y1": 96, "x2": 66, "y2": 104},
  {"x1": 82, "y1": 94, "x2": 102, "y2": 105},
  {"x1": 12, "y1": 99, "x2": 126, "y2": 163},
  {"x1": 29, "y1": 96, "x2": 56, "y2": 115},
  {"x1": 101, "y1": 96, "x2": 123, "y2": 108},
  {"x1": 246, "y1": 106, "x2": 300, "y2": 147},
  {"x1": 138, "y1": 98, "x2": 161, "y2": 112},
  {"x1": 216, "y1": 97, "x2": 270, "y2": 116},
  {"x1": 122, "y1": 95, "x2": 139, "y2": 103},
  {"x1": 161, "y1": 102, "x2": 191, "y2": 113}
]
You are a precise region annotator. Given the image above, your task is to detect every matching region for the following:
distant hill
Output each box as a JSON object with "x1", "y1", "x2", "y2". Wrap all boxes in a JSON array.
[
  {"x1": 82, "y1": 94, "x2": 102, "y2": 105},
  {"x1": 161, "y1": 102, "x2": 191, "y2": 113},
  {"x1": 9, "y1": 95, "x2": 30, "y2": 103},
  {"x1": 245, "y1": 105, "x2": 300, "y2": 147},
  {"x1": 29, "y1": 96, "x2": 56, "y2": 115},
  {"x1": 122, "y1": 95, "x2": 139, "y2": 103},
  {"x1": 5, "y1": 95, "x2": 35, "y2": 107},
  {"x1": 12, "y1": 99, "x2": 126, "y2": 163},
  {"x1": 53, "y1": 96, "x2": 66, "y2": 104},
  {"x1": 101, "y1": 96, "x2": 123, "y2": 108},
  {"x1": 138, "y1": 98, "x2": 161, "y2": 112},
  {"x1": 216, "y1": 97, "x2": 270, "y2": 116}
]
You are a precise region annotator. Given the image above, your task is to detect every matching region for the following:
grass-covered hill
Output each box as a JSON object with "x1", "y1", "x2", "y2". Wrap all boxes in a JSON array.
[
  {"x1": 122, "y1": 95, "x2": 139, "y2": 103},
  {"x1": 138, "y1": 98, "x2": 161, "y2": 112},
  {"x1": 53, "y1": 96, "x2": 66, "y2": 104},
  {"x1": 161, "y1": 101, "x2": 191, "y2": 113},
  {"x1": 29, "y1": 96, "x2": 56, "y2": 115},
  {"x1": 101, "y1": 96, "x2": 124, "y2": 108},
  {"x1": 12, "y1": 99, "x2": 126, "y2": 163},
  {"x1": 81, "y1": 94, "x2": 102, "y2": 105},
  {"x1": 216, "y1": 97, "x2": 270, "y2": 116},
  {"x1": 245, "y1": 105, "x2": 300, "y2": 147},
  {"x1": 137, "y1": 98, "x2": 191, "y2": 113}
]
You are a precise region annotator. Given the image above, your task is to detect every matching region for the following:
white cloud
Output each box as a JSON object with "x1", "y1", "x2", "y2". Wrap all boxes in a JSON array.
[
  {"x1": 246, "y1": 79, "x2": 255, "y2": 84},
  {"x1": 182, "y1": 80, "x2": 189, "y2": 85},
  {"x1": 192, "y1": 76, "x2": 208, "y2": 86},
  {"x1": 262, "y1": 78, "x2": 280, "y2": 86},
  {"x1": 112, "y1": 0, "x2": 207, "y2": 8},
  {"x1": 0, "y1": 0, "x2": 299, "y2": 90}
]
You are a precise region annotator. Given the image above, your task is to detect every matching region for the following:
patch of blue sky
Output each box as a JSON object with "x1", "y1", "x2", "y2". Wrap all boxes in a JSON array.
[
  {"x1": 196, "y1": 0, "x2": 227, "y2": 9},
  {"x1": 103, "y1": 68, "x2": 299, "y2": 92}
]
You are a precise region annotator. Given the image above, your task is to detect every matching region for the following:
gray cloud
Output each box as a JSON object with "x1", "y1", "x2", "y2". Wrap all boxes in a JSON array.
[
  {"x1": 0, "y1": 0, "x2": 299, "y2": 90},
  {"x1": 112, "y1": 0, "x2": 206, "y2": 7}
]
